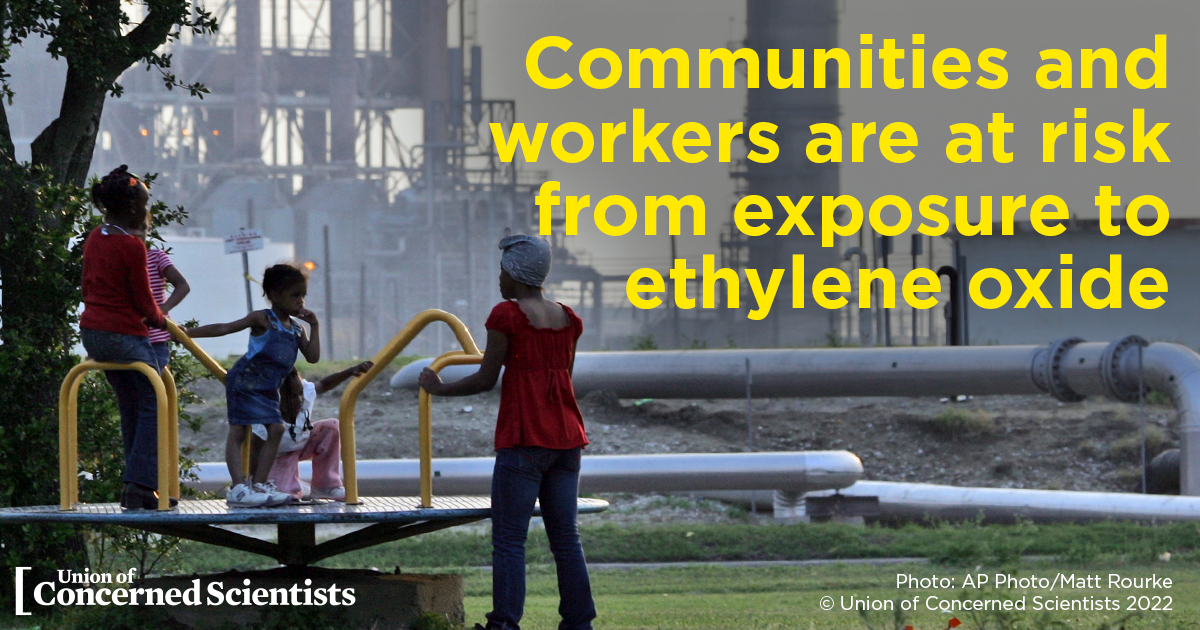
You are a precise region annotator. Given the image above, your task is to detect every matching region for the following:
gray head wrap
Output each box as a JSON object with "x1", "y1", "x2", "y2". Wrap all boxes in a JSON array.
[{"x1": 499, "y1": 232, "x2": 552, "y2": 288}]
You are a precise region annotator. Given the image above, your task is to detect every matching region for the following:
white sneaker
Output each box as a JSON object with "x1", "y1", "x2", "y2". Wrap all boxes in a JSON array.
[
  {"x1": 254, "y1": 480, "x2": 293, "y2": 507},
  {"x1": 226, "y1": 483, "x2": 270, "y2": 508},
  {"x1": 298, "y1": 480, "x2": 312, "y2": 502},
  {"x1": 311, "y1": 486, "x2": 346, "y2": 501}
]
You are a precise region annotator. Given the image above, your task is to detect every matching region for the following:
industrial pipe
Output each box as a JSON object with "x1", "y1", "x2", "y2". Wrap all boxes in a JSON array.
[
  {"x1": 804, "y1": 480, "x2": 1200, "y2": 523},
  {"x1": 394, "y1": 346, "x2": 1048, "y2": 398},
  {"x1": 188, "y1": 451, "x2": 864, "y2": 496},
  {"x1": 189, "y1": 454, "x2": 1200, "y2": 524},
  {"x1": 392, "y1": 338, "x2": 1200, "y2": 494}
]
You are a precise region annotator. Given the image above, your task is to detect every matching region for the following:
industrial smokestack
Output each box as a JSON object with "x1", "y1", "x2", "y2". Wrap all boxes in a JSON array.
[
  {"x1": 330, "y1": 0, "x2": 357, "y2": 166},
  {"x1": 234, "y1": 0, "x2": 263, "y2": 161},
  {"x1": 741, "y1": 0, "x2": 841, "y2": 346}
]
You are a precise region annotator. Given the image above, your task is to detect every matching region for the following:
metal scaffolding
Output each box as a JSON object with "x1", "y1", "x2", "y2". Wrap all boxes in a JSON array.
[{"x1": 93, "y1": 0, "x2": 564, "y2": 357}]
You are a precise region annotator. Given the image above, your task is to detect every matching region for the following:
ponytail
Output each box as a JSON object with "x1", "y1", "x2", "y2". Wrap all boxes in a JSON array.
[{"x1": 92, "y1": 165, "x2": 149, "y2": 220}]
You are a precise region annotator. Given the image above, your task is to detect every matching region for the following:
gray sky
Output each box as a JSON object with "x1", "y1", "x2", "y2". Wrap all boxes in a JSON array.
[{"x1": 477, "y1": 0, "x2": 1198, "y2": 275}]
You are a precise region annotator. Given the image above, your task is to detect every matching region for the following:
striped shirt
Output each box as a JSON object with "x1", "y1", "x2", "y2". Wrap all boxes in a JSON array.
[{"x1": 147, "y1": 249, "x2": 174, "y2": 343}]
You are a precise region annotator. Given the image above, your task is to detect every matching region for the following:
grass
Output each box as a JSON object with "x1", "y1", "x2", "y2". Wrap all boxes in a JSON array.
[
  {"x1": 1108, "y1": 426, "x2": 1169, "y2": 464},
  {"x1": 21, "y1": 520, "x2": 1200, "y2": 629},
  {"x1": 463, "y1": 562, "x2": 1200, "y2": 629},
  {"x1": 160, "y1": 519, "x2": 1200, "y2": 577},
  {"x1": 20, "y1": 562, "x2": 1200, "y2": 629},
  {"x1": 919, "y1": 409, "x2": 995, "y2": 439}
]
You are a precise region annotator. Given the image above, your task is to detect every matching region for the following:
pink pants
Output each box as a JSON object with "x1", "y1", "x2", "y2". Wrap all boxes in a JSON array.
[{"x1": 268, "y1": 418, "x2": 343, "y2": 498}]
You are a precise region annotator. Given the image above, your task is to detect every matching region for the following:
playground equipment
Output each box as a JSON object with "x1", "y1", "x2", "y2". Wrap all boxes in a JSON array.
[
  {"x1": 58, "y1": 360, "x2": 178, "y2": 511},
  {"x1": 58, "y1": 320, "x2": 223, "y2": 510},
  {"x1": 0, "y1": 309, "x2": 606, "y2": 566},
  {"x1": 339, "y1": 309, "x2": 486, "y2": 506}
]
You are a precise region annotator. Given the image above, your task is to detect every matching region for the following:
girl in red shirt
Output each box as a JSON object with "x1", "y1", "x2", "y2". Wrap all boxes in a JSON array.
[
  {"x1": 419, "y1": 232, "x2": 595, "y2": 630},
  {"x1": 79, "y1": 165, "x2": 169, "y2": 511}
]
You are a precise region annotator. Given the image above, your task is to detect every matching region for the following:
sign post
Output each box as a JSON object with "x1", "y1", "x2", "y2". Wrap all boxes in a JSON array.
[{"x1": 224, "y1": 229, "x2": 265, "y2": 313}]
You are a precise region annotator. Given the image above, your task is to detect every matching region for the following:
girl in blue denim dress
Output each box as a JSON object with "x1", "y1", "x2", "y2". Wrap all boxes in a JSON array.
[{"x1": 186, "y1": 264, "x2": 320, "y2": 507}]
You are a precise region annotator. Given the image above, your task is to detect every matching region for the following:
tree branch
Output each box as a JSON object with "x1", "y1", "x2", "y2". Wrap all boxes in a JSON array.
[{"x1": 113, "y1": 0, "x2": 182, "y2": 74}]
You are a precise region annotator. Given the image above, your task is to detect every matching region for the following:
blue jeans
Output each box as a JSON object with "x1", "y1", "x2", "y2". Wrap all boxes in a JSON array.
[
  {"x1": 487, "y1": 447, "x2": 595, "y2": 630},
  {"x1": 80, "y1": 328, "x2": 163, "y2": 490},
  {"x1": 151, "y1": 342, "x2": 170, "y2": 371}
]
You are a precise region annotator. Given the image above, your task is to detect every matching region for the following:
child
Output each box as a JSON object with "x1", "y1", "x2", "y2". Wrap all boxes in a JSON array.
[
  {"x1": 80, "y1": 165, "x2": 173, "y2": 511},
  {"x1": 418, "y1": 232, "x2": 595, "y2": 630},
  {"x1": 250, "y1": 361, "x2": 373, "y2": 501},
  {"x1": 185, "y1": 264, "x2": 320, "y2": 508},
  {"x1": 131, "y1": 214, "x2": 190, "y2": 368},
  {"x1": 146, "y1": 247, "x2": 190, "y2": 368}
]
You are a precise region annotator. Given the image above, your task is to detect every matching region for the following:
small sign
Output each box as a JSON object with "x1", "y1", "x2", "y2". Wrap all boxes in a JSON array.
[{"x1": 224, "y1": 229, "x2": 264, "y2": 254}]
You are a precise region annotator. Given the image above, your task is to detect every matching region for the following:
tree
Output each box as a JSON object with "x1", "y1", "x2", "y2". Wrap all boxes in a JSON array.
[{"x1": 0, "y1": 0, "x2": 215, "y2": 611}]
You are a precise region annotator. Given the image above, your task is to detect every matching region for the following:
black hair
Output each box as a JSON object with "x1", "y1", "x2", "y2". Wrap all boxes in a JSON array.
[
  {"x1": 92, "y1": 165, "x2": 148, "y2": 220},
  {"x1": 262, "y1": 263, "x2": 308, "y2": 297},
  {"x1": 279, "y1": 369, "x2": 304, "y2": 434}
]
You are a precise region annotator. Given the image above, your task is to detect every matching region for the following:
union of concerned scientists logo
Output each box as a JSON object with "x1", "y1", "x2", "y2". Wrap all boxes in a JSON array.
[{"x1": 14, "y1": 567, "x2": 356, "y2": 615}]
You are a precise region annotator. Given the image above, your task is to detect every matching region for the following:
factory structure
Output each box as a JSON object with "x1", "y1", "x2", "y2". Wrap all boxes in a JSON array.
[
  {"x1": 80, "y1": 0, "x2": 544, "y2": 357},
  {"x1": 10, "y1": 0, "x2": 1181, "y2": 355},
  {"x1": 78, "y1": 0, "x2": 911, "y2": 356}
]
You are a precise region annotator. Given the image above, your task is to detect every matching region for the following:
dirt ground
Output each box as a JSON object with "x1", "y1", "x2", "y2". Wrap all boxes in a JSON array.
[{"x1": 181, "y1": 368, "x2": 1177, "y2": 495}]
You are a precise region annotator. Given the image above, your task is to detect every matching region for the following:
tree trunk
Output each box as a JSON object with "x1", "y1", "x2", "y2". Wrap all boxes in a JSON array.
[{"x1": 30, "y1": 62, "x2": 110, "y2": 186}]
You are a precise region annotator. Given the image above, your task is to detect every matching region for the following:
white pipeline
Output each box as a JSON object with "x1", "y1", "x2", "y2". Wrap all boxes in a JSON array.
[
  {"x1": 801, "y1": 481, "x2": 1200, "y2": 523},
  {"x1": 189, "y1": 451, "x2": 863, "y2": 496}
]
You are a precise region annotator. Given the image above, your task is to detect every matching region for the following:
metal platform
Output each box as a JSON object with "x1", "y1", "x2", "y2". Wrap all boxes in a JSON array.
[{"x1": 0, "y1": 497, "x2": 609, "y2": 566}]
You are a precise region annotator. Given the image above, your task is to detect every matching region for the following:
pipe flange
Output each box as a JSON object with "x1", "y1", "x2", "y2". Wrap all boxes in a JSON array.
[
  {"x1": 1100, "y1": 335, "x2": 1150, "y2": 402},
  {"x1": 1043, "y1": 337, "x2": 1086, "y2": 402},
  {"x1": 1030, "y1": 347, "x2": 1051, "y2": 393}
]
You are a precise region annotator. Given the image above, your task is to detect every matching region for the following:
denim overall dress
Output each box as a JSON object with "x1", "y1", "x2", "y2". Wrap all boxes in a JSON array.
[{"x1": 226, "y1": 309, "x2": 301, "y2": 425}]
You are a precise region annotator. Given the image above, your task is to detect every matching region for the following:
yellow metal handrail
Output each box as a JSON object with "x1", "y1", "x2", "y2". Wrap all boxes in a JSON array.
[
  {"x1": 165, "y1": 319, "x2": 227, "y2": 383},
  {"x1": 59, "y1": 361, "x2": 176, "y2": 511},
  {"x1": 63, "y1": 311, "x2": 479, "y2": 511},
  {"x1": 340, "y1": 309, "x2": 481, "y2": 505},
  {"x1": 59, "y1": 321, "x2": 227, "y2": 511},
  {"x1": 418, "y1": 351, "x2": 483, "y2": 506}
]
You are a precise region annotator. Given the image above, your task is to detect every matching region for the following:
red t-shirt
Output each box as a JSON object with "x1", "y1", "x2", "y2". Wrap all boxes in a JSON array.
[
  {"x1": 486, "y1": 300, "x2": 588, "y2": 450},
  {"x1": 80, "y1": 226, "x2": 165, "y2": 336}
]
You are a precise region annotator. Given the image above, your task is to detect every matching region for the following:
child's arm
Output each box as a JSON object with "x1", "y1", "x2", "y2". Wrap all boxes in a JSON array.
[
  {"x1": 296, "y1": 308, "x2": 321, "y2": 363},
  {"x1": 160, "y1": 265, "x2": 191, "y2": 313},
  {"x1": 417, "y1": 329, "x2": 507, "y2": 397},
  {"x1": 313, "y1": 361, "x2": 375, "y2": 396},
  {"x1": 185, "y1": 311, "x2": 268, "y2": 338}
]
